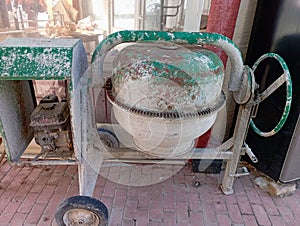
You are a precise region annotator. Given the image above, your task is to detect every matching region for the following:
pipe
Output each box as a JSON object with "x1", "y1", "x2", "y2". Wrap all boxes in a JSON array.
[
  {"x1": 91, "y1": 30, "x2": 244, "y2": 91},
  {"x1": 206, "y1": 0, "x2": 241, "y2": 64}
]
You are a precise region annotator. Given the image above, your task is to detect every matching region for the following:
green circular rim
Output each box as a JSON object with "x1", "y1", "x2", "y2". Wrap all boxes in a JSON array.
[{"x1": 250, "y1": 53, "x2": 292, "y2": 137}]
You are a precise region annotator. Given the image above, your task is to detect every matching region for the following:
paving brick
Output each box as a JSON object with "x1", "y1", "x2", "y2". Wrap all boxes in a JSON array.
[
  {"x1": 224, "y1": 193, "x2": 237, "y2": 205},
  {"x1": 242, "y1": 214, "x2": 258, "y2": 226},
  {"x1": 276, "y1": 205, "x2": 296, "y2": 225},
  {"x1": 24, "y1": 202, "x2": 47, "y2": 225},
  {"x1": 190, "y1": 211, "x2": 204, "y2": 226},
  {"x1": 236, "y1": 195, "x2": 253, "y2": 215},
  {"x1": 149, "y1": 220, "x2": 162, "y2": 226},
  {"x1": 24, "y1": 166, "x2": 45, "y2": 184},
  {"x1": 137, "y1": 189, "x2": 151, "y2": 209},
  {"x1": 46, "y1": 166, "x2": 67, "y2": 185},
  {"x1": 163, "y1": 211, "x2": 176, "y2": 226},
  {"x1": 13, "y1": 183, "x2": 33, "y2": 204},
  {"x1": 227, "y1": 203, "x2": 244, "y2": 224},
  {"x1": 39, "y1": 212, "x2": 57, "y2": 226},
  {"x1": 39, "y1": 166, "x2": 56, "y2": 177},
  {"x1": 109, "y1": 207, "x2": 123, "y2": 226},
  {"x1": 14, "y1": 165, "x2": 32, "y2": 179},
  {"x1": 285, "y1": 196, "x2": 300, "y2": 220},
  {"x1": 135, "y1": 208, "x2": 149, "y2": 226},
  {"x1": 41, "y1": 192, "x2": 67, "y2": 224},
  {"x1": 30, "y1": 175, "x2": 48, "y2": 193},
  {"x1": 0, "y1": 162, "x2": 300, "y2": 226},
  {"x1": 252, "y1": 204, "x2": 271, "y2": 226},
  {"x1": 272, "y1": 196, "x2": 288, "y2": 207},
  {"x1": 65, "y1": 165, "x2": 77, "y2": 177},
  {"x1": 189, "y1": 200, "x2": 202, "y2": 212},
  {"x1": 121, "y1": 219, "x2": 136, "y2": 226},
  {"x1": 187, "y1": 191, "x2": 199, "y2": 203},
  {"x1": 176, "y1": 201, "x2": 189, "y2": 222},
  {"x1": 93, "y1": 185, "x2": 104, "y2": 198},
  {"x1": 176, "y1": 221, "x2": 190, "y2": 226},
  {"x1": 216, "y1": 213, "x2": 231, "y2": 226},
  {"x1": 113, "y1": 187, "x2": 127, "y2": 208},
  {"x1": 213, "y1": 195, "x2": 227, "y2": 213},
  {"x1": 123, "y1": 198, "x2": 137, "y2": 220},
  {"x1": 162, "y1": 190, "x2": 175, "y2": 211},
  {"x1": 151, "y1": 183, "x2": 163, "y2": 201},
  {"x1": 149, "y1": 200, "x2": 163, "y2": 221},
  {"x1": 0, "y1": 199, "x2": 21, "y2": 224},
  {"x1": 173, "y1": 171, "x2": 186, "y2": 185},
  {"x1": 37, "y1": 215, "x2": 53, "y2": 226},
  {"x1": 269, "y1": 215, "x2": 286, "y2": 226},
  {"x1": 96, "y1": 174, "x2": 107, "y2": 187},
  {"x1": 0, "y1": 190, "x2": 17, "y2": 213},
  {"x1": 161, "y1": 176, "x2": 173, "y2": 189},
  {"x1": 233, "y1": 177, "x2": 246, "y2": 195},
  {"x1": 8, "y1": 212, "x2": 27, "y2": 226},
  {"x1": 101, "y1": 196, "x2": 114, "y2": 213},
  {"x1": 0, "y1": 166, "x2": 22, "y2": 184},
  {"x1": 260, "y1": 195, "x2": 280, "y2": 216},
  {"x1": 174, "y1": 183, "x2": 188, "y2": 202},
  {"x1": 36, "y1": 184, "x2": 56, "y2": 204},
  {"x1": 0, "y1": 161, "x2": 12, "y2": 174},
  {"x1": 103, "y1": 180, "x2": 116, "y2": 198},
  {"x1": 56, "y1": 175, "x2": 74, "y2": 196},
  {"x1": 65, "y1": 180, "x2": 79, "y2": 198},
  {"x1": 202, "y1": 200, "x2": 217, "y2": 225},
  {"x1": 245, "y1": 187, "x2": 262, "y2": 205},
  {"x1": 18, "y1": 192, "x2": 40, "y2": 214},
  {"x1": 127, "y1": 186, "x2": 140, "y2": 198}
]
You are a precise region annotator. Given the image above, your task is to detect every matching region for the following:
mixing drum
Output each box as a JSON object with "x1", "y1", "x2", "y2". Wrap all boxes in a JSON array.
[{"x1": 107, "y1": 42, "x2": 226, "y2": 156}]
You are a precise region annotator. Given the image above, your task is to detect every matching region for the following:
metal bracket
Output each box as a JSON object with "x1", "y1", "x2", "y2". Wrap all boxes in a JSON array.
[
  {"x1": 244, "y1": 143, "x2": 258, "y2": 163},
  {"x1": 231, "y1": 166, "x2": 250, "y2": 177}
]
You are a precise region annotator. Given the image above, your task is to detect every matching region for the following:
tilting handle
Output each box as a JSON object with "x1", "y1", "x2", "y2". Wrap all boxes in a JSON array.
[
  {"x1": 91, "y1": 30, "x2": 244, "y2": 91},
  {"x1": 250, "y1": 53, "x2": 292, "y2": 137}
]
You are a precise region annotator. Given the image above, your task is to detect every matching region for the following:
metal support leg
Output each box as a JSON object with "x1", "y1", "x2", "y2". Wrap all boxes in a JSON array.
[
  {"x1": 78, "y1": 122, "x2": 105, "y2": 196},
  {"x1": 221, "y1": 103, "x2": 252, "y2": 194},
  {"x1": 77, "y1": 73, "x2": 106, "y2": 197},
  {"x1": 78, "y1": 151, "x2": 103, "y2": 196}
]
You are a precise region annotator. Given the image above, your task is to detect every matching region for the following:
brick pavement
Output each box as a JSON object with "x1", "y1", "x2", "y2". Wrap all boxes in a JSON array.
[{"x1": 0, "y1": 159, "x2": 299, "y2": 226}]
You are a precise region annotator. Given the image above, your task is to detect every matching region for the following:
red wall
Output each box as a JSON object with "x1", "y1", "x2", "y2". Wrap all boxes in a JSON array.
[
  {"x1": 196, "y1": 0, "x2": 241, "y2": 147},
  {"x1": 206, "y1": 0, "x2": 241, "y2": 63}
]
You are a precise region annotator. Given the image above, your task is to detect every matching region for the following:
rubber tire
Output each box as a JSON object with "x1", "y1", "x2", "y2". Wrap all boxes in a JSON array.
[
  {"x1": 97, "y1": 128, "x2": 119, "y2": 148},
  {"x1": 55, "y1": 196, "x2": 108, "y2": 226}
]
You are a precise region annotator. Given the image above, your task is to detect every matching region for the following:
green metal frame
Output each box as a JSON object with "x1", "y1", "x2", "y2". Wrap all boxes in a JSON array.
[
  {"x1": 0, "y1": 37, "x2": 88, "y2": 162},
  {"x1": 91, "y1": 30, "x2": 244, "y2": 91}
]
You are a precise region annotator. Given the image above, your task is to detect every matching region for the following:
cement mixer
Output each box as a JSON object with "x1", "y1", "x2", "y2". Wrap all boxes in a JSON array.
[{"x1": 0, "y1": 31, "x2": 292, "y2": 225}]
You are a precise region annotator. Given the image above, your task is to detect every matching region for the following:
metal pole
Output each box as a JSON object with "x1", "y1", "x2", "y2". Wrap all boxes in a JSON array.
[
  {"x1": 221, "y1": 102, "x2": 252, "y2": 194},
  {"x1": 160, "y1": 0, "x2": 164, "y2": 31}
]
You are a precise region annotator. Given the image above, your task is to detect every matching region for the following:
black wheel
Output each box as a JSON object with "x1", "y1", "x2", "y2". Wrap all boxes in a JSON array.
[
  {"x1": 97, "y1": 128, "x2": 119, "y2": 148},
  {"x1": 55, "y1": 196, "x2": 108, "y2": 226}
]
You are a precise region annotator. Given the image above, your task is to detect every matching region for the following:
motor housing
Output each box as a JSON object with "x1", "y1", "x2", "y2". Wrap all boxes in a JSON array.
[{"x1": 30, "y1": 94, "x2": 73, "y2": 154}]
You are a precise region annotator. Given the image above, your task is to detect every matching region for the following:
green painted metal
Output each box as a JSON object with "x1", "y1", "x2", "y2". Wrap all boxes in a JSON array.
[
  {"x1": 110, "y1": 43, "x2": 225, "y2": 112},
  {"x1": 92, "y1": 30, "x2": 244, "y2": 91},
  {"x1": 250, "y1": 53, "x2": 292, "y2": 137},
  {"x1": 0, "y1": 38, "x2": 77, "y2": 80},
  {"x1": 0, "y1": 37, "x2": 88, "y2": 163}
]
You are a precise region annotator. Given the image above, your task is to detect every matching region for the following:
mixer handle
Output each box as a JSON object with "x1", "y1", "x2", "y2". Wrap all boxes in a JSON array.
[
  {"x1": 250, "y1": 53, "x2": 292, "y2": 137},
  {"x1": 91, "y1": 30, "x2": 244, "y2": 91}
]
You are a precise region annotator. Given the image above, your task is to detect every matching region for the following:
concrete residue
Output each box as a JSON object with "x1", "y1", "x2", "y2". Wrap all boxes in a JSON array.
[{"x1": 254, "y1": 176, "x2": 296, "y2": 197}]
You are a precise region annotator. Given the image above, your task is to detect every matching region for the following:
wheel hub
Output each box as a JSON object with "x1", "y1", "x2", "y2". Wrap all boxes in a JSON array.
[{"x1": 63, "y1": 208, "x2": 100, "y2": 226}]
